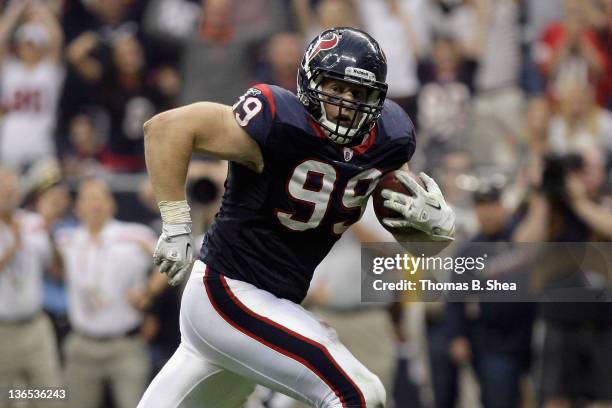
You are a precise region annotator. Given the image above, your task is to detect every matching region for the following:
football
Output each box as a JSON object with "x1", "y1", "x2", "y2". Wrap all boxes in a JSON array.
[{"x1": 372, "y1": 170, "x2": 424, "y2": 232}]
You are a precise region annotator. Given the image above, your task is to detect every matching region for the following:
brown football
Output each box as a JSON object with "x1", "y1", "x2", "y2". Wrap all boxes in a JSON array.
[{"x1": 372, "y1": 170, "x2": 424, "y2": 232}]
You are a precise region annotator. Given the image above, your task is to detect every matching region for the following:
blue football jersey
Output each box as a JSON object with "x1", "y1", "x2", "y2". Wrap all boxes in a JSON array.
[{"x1": 200, "y1": 84, "x2": 416, "y2": 302}]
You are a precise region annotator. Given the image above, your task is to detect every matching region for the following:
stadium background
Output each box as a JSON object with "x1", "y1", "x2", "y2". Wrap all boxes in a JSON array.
[{"x1": 1, "y1": 0, "x2": 612, "y2": 407}]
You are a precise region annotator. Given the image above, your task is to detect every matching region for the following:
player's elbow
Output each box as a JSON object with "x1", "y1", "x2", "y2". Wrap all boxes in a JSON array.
[
  {"x1": 144, "y1": 111, "x2": 167, "y2": 138},
  {"x1": 143, "y1": 109, "x2": 183, "y2": 147},
  {"x1": 144, "y1": 103, "x2": 212, "y2": 143},
  {"x1": 143, "y1": 114, "x2": 159, "y2": 143}
]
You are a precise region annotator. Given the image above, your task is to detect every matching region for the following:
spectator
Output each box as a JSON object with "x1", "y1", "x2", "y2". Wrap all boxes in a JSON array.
[
  {"x1": 63, "y1": 31, "x2": 178, "y2": 173},
  {"x1": 407, "y1": 0, "x2": 488, "y2": 154},
  {"x1": 179, "y1": 0, "x2": 286, "y2": 106},
  {"x1": 61, "y1": 0, "x2": 147, "y2": 50},
  {"x1": 64, "y1": 29, "x2": 180, "y2": 172},
  {"x1": 508, "y1": 97, "x2": 553, "y2": 173},
  {"x1": 421, "y1": 302, "x2": 458, "y2": 408},
  {"x1": 473, "y1": 0, "x2": 525, "y2": 137},
  {"x1": 100, "y1": 32, "x2": 177, "y2": 172},
  {"x1": 507, "y1": 97, "x2": 553, "y2": 208},
  {"x1": 593, "y1": 0, "x2": 612, "y2": 110},
  {"x1": 56, "y1": 179, "x2": 156, "y2": 408},
  {"x1": 564, "y1": 146, "x2": 612, "y2": 239},
  {"x1": 60, "y1": 0, "x2": 145, "y2": 104},
  {"x1": 522, "y1": 0, "x2": 564, "y2": 46},
  {"x1": 256, "y1": 31, "x2": 304, "y2": 93},
  {"x1": 356, "y1": 0, "x2": 428, "y2": 120},
  {"x1": 0, "y1": 0, "x2": 64, "y2": 172},
  {"x1": 447, "y1": 182, "x2": 534, "y2": 408},
  {"x1": 535, "y1": 0, "x2": 607, "y2": 104},
  {"x1": 59, "y1": 0, "x2": 178, "y2": 174},
  {"x1": 26, "y1": 159, "x2": 76, "y2": 359},
  {"x1": 513, "y1": 146, "x2": 612, "y2": 407},
  {"x1": 139, "y1": 281, "x2": 181, "y2": 379},
  {"x1": 425, "y1": 0, "x2": 488, "y2": 55},
  {"x1": 292, "y1": 0, "x2": 362, "y2": 41},
  {"x1": 141, "y1": 0, "x2": 201, "y2": 54},
  {"x1": 61, "y1": 112, "x2": 109, "y2": 178},
  {"x1": 413, "y1": 31, "x2": 481, "y2": 173},
  {"x1": 548, "y1": 80, "x2": 612, "y2": 154},
  {"x1": 523, "y1": 97, "x2": 553, "y2": 156},
  {"x1": 0, "y1": 167, "x2": 64, "y2": 408}
]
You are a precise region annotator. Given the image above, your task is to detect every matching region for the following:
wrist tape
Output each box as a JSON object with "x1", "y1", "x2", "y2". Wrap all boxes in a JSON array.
[{"x1": 159, "y1": 200, "x2": 192, "y2": 224}]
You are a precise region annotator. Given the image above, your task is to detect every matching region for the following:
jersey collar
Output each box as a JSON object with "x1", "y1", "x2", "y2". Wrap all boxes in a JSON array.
[
  {"x1": 352, "y1": 126, "x2": 377, "y2": 156},
  {"x1": 309, "y1": 118, "x2": 377, "y2": 156}
]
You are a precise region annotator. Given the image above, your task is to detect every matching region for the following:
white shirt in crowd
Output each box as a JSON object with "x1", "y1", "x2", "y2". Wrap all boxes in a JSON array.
[
  {"x1": 56, "y1": 220, "x2": 156, "y2": 337},
  {"x1": 0, "y1": 57, "x2": 65, "y2": 170},
  {"x1": 357, "y1": 0, "x2": 428, "y2": 99},
  {"x1": 476, "y1": 0, "x2": 521, "y2": 91},
  {"x1": 548, "y1": 110, "x2": 612, "y2": 155},
  {"x1": 0, "y1": 210, "x2": 52, "y2": 321}
]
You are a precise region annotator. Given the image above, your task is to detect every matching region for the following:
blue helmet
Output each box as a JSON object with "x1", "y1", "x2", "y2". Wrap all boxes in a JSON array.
[{"x1": 297, "y1": 27, "x2": 388, "y2": 145}]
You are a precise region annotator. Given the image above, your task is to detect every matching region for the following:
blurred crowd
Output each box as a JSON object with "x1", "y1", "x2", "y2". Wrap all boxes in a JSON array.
[{"x1": 1, "y1": 0, "x2": 612, "y2": 407}]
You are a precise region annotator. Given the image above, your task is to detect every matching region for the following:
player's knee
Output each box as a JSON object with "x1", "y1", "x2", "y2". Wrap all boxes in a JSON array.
[
  {"x1": 325, "y1": 372, "x2": 386, "y2": 408},
  {"x1": 361, "y1": 372, "x2": 386, "y2": 407}
]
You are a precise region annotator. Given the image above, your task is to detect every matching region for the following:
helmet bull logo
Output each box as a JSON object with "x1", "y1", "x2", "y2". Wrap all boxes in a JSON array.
[{"x1": 307, "y1": 33, "x2": 340, "y2": 63}]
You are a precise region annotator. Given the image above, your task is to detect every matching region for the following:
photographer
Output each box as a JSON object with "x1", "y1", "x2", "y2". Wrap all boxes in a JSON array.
[
  {"x1": 513, "y1": 146, "x2": 612, "y2": 407},
  {"x1": 565, "y1": 148, "x2": 612, "y2": 239}
]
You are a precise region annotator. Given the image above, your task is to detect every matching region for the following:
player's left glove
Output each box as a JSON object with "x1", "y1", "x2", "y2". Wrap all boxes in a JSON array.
[
  {"x1": 153, "y1": 222, "x2": 195, "y2": 286},
  {"x1": 382, "y1": 171, "x2": 456, "y2": 242}
]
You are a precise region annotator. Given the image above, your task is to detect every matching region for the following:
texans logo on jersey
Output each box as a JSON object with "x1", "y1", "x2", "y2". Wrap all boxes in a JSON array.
[
  {"x1": 247, "y1": 88, "x2": 262, "y2": 97},
  {"x1": 306, "y1": 32, "x2": 340, "y2": 64},
  {"x1": 343, "y1": 147, "x2": 353, "y2": 162}
]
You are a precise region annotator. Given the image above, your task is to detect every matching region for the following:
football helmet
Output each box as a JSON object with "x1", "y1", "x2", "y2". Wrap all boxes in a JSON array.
[{"x1": 298, "y1": 27, "x2": 388, "y2": 145}]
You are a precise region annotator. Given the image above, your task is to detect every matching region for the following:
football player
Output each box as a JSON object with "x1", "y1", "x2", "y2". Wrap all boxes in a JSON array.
[{"x1": 138, "y1": 27, "x2": 455, "y2": 408}]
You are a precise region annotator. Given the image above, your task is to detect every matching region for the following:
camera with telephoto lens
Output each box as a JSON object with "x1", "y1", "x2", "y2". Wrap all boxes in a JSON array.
[
  {"x1": 540, "y1": 153, "x2": 584, "y2": 201},
  {"x1": 187, "y1": 177, "x2": 220, "y2": 205}
]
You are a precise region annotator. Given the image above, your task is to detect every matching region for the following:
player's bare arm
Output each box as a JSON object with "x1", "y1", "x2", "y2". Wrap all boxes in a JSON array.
[
  {"x1": 0, "y1": 0, "x2": 29, "y2": 61},
  {"x1": 144, "y1": 102, "x2": 263, "y2": 202},
  {"x1": 144, "y1": 102, "x2": 263, "y2": 285}
]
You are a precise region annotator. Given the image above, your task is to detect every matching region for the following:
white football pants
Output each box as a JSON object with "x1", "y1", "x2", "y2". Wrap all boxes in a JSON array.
[{"x1": 137, "y1": 261, "x2": 385, "y2": 408}]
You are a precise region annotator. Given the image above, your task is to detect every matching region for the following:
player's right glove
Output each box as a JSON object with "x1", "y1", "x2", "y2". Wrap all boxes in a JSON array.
[{"x1": 153, "y1": 222, "x2": 194, "y2": 286}]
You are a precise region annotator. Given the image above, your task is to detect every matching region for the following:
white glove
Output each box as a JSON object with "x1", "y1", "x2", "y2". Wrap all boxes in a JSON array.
[
  {"x1": 381, "y1": 171, "x2": 455, "y2": 242},
  {"x1": 153, "y1": 223, "x2": 195, "y2": 286}
]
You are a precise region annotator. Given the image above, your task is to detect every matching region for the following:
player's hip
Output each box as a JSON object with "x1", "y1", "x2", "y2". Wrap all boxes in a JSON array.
[
  {"x1": 180, "y1": 261, "x2": 330, "y2": 393},
  {"x1": 182, "y1": 261, "x2": 331, "y2": 349}
]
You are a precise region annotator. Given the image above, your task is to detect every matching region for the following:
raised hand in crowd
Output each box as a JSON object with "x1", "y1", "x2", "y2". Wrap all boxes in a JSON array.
[{"x1": 66, "y1": 31, "x2": 103, "y2": 82}]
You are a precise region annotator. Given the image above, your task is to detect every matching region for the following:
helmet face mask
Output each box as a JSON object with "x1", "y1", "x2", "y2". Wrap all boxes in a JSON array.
[{"x1": 298, "y1": 28, "x2": 388, "y2": 145}]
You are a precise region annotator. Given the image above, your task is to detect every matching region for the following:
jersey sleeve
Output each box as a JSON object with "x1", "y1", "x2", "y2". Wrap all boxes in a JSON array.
[
  {"x1": 404, "y1": 126, "x2": 417, "y2": 163},
  {"x1": 382, "y1": 100, "x2": 417, "y2": 169},
  {"x1": 231, "y1": 84, "x2": 277, "y2": 153}
]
